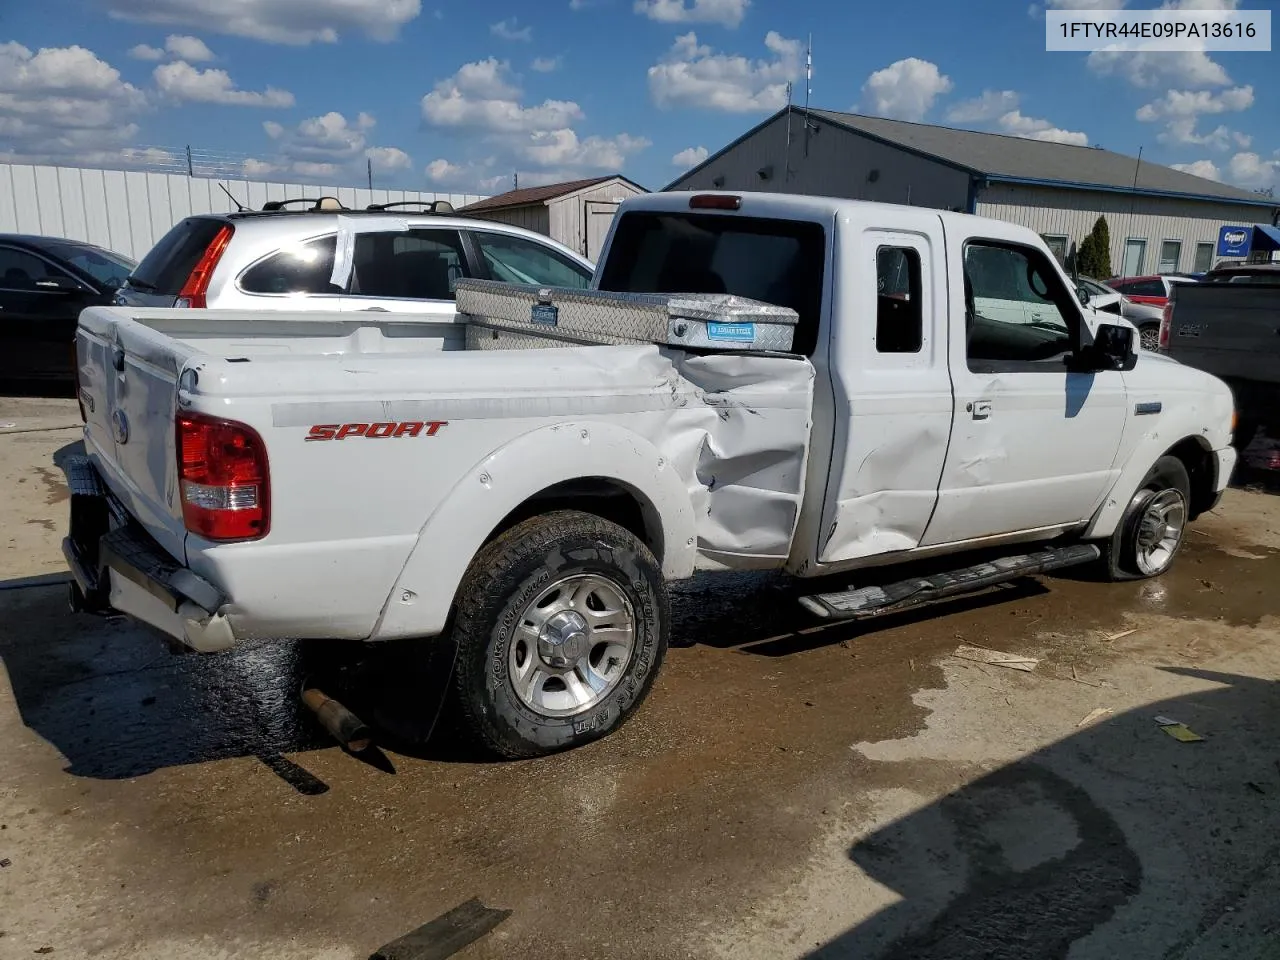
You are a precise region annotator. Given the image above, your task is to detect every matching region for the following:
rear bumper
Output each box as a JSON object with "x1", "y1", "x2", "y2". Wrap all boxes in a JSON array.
[{"x1": 61, "y1": 455, "x2": 239, "y2": 653}]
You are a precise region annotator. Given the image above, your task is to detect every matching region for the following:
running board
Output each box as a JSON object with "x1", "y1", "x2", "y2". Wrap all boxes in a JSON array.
[{"x1": 798, "y1": 544, "x2": 1101, "y2": 621}]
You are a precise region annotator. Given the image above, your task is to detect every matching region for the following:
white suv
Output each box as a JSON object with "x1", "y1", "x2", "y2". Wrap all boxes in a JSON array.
[{"x1": 115, "y1": 198, "x2": 594, "y2": 316}]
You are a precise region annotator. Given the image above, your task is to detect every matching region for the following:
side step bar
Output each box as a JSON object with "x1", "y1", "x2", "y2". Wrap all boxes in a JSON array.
[{"x1": 799, "y1": 544, "x2": 1101, "y2": 621}]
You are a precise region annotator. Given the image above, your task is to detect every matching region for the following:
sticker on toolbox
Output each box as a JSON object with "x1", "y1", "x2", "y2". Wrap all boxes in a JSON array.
[
  {"x1": 530, "y1": 304, "x2": 559, "y2": 326},
  {"x1": 707, "y1": 322, "x2": 755, "y2": 343}
]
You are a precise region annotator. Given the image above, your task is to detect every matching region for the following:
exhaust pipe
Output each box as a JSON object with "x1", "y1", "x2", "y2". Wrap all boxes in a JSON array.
[{"x1": 301, "y1": 688, "x2": 373, "y2": 752}]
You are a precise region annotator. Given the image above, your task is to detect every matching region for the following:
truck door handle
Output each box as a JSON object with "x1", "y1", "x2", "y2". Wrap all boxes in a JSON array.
[
  {"x1": 112, "y1": 345, "x2": 126, "y2": 372},
  {"x1": 969, "y1": 400, "x2": 991, "y2": 420},
  {"x1": 360, "y1": 307, "x2": 388, "y2": 313}
]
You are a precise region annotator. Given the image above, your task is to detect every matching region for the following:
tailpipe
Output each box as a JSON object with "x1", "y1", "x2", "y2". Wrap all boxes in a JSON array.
[{"x1": 301, "y1": 688, "x2": 373, "y2": 753}]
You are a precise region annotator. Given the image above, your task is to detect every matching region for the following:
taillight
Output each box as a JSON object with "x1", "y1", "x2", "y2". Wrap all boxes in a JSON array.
[
  {"x1": 175, "y1": 224, "x2": 233, "y2": 308},
  {"x1": 177, "y1": 412, "x2": 269, "y2": 541},
  {"x1": 1158, "y1": 302, "x2": 1173, "y2": 351}
]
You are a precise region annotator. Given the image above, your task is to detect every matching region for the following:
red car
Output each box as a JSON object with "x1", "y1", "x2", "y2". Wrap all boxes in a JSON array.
[{"x1": 1104, "y1": 274, "x2": 1197, "y2": 307}]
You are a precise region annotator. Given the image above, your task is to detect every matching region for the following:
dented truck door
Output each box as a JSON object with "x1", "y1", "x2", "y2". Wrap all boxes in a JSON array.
[
  {"x1": 921, "y1": 225, "x2": 1128, "y2": 546},
  {"x1": 817, "y1": 212, "x2": 952, "y2": 563}
]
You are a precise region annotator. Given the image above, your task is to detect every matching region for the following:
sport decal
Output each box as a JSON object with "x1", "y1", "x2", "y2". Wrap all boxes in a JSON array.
[{"x1": 306, "y1": 421, "x2": 449, "y2": 441}]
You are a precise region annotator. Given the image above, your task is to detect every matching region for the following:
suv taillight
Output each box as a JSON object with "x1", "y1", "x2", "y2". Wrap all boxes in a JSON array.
[
  {"x1": 177, "y1": 412, "x2": 269, "y2": 541},
  {"x1": 1159, "y1": 302, "x2": 1173, "y2": 351},
  {"x1": 175, "y1": 224, "x2": 234, "y2": 308}
]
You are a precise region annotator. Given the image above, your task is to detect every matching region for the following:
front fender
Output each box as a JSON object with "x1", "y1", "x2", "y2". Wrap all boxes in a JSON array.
[{"x1": 370, "y1": 421, "x2": 697, "y2": 640}]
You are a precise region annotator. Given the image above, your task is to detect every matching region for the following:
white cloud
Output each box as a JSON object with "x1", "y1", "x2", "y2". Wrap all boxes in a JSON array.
[
  {"x1": 1088, "y1": 50, "x2": 1230, "y2": 89},
  {"x1": 672, "y1": 145, "x2": 709, "y2": 167},
  {"x1": 945, "y1": 89, "x2": 1019, "y2": 123},
  {"x1": 426, "y1": 158, "x2": 466, "y2": 182},
  {"x1": 366, "y1": 145, "x2": 412, "y2": 171},
  {"x1": 0, "y1": 42, "x2": 146, "y2": 163},
  {"x1": 164, "y1": 34, "x2": 215, "y2": 61},
  {"x1": 128, "y1": 44, "x2": 166, "y2": 61},
  {"x1": 634, "y1": 0, "x2": 750, "y2": 27},
  {"x1": 1227, "y1": 151, "x2": 1280, "y2": 190},
  {"x1": 648, "y1": 31, "x2": 801, "y2": 113},
  {"x1": 490, "y1": 17, "x2": 532, "y2": 41},
  {"x1": 104, "y1": 0, "x2": 421, "y2": 45},
  {"x1": 154, "y1": 61, "x2": 294, "y2": 107},
  {"x1": 861, "y1": 58, "x2": 952, "y2": 122},
  {"x1": 1136, "y1": 85, "x2": 1253, "y2": 121},
  {"x1": 531, "y1": 56, "x2": 562, "y2": 73},
  {"x1": 520, "y1": 129, "x2": 650, "y2": 169},
  {"x1": 994, "y1": 110, "x2": 1089, "y2": 145},
  {"x1": 1170, "y1": 159, "x2": 1222, "y2": 180},
  {"x1": 423, "y1": 58, "x2": 583, "y2": 132}
]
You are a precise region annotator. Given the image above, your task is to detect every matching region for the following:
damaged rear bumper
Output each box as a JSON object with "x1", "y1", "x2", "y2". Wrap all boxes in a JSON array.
[{"x1": 61, "y1": 455, "x2": 238, "y2": 653}]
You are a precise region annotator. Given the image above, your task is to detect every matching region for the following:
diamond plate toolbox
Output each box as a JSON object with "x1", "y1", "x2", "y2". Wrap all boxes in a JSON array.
[{"x1": 455, "y1": 279, "x2": 798, "y2": 352}]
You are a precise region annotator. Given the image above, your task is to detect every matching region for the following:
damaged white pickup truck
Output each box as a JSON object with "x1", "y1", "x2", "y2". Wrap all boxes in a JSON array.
[{"x1": 63, "y1": 191, "x2": 1237, "y2": 757}]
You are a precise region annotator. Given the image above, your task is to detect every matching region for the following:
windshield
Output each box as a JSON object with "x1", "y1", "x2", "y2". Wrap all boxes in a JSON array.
[
  {"x1": 42, "y1": 241, "x2": 136, "y2": 289},
  {"x1": 596, "y1": 210, "x2": 826, "y2": 355}
]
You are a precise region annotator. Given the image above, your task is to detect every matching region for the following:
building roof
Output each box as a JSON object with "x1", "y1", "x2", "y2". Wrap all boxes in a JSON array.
[
  {"x1": 808, "y1": 110, "x2": 1270, "y2": 206},
  {"x1": 461, "y1": 175, "x2": 645, "y2": 213}
]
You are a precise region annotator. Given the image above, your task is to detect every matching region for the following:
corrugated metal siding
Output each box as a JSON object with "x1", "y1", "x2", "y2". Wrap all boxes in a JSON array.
[
  {"x1": 466, "y1": 204, "x2": 550, "y2": 235},
  {"x1": 0, "y1": 162, "x2": 486, "y2": 260},
  {"x1": 667, "y1": 112, "x2": 971, "y2": 211},
  {"x1": 549, "y1": 179, "x2": 646, "y2": 257},
  {"x1": 975, "y1": 183, "x2": 1267, "y2": 275}
]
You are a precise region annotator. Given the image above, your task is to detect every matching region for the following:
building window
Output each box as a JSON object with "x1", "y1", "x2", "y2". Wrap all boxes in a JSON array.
[
  {"x1": 875, "y1": 246, "x2": 923, "y2": 353},
  {"x1": 1041, "y1": 234, "x2": 1069, "y2": 266},
  {"x1": 1158, "y1": 240, "x2": 1182, "y2": 274},
  {"x1": 1193, "y1": 242, "x2": 1215, "y2": 273},
  {"x1": 1122, "y1": 238, "x2": 1147, "y2": 278}
]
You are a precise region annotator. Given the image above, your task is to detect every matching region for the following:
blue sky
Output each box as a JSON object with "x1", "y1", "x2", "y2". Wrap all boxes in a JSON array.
[{"x1": 1, "y1": 0, "x2": 1276, "y2": 196}]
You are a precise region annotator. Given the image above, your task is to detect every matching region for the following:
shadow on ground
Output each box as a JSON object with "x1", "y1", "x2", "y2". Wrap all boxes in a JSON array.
[{"x1": 801, "y1": 670, "x2": 1280, "y2": 960}]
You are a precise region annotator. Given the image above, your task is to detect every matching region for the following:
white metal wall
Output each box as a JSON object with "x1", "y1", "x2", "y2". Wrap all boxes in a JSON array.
[
  {"x1": 976, "y1": 183, "x2": 1273, "y2": 275},
  {"x1": 0, "y1": 162, "x2": 488, "y2": 260}
]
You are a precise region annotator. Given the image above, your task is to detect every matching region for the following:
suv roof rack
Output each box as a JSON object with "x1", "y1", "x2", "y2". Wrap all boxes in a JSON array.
[
  {"x1": 261, "y1": 197, "x2": 347, "y2": 212},
  {"x1": 366, "y1": 200, "x2": 456, "y2": 215}
]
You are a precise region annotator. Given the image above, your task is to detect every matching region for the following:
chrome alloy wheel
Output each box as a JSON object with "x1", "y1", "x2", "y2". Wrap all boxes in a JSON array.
[
  {"x1": 1132, "y1": 487, "x2": 1186, "y2": 576},
  {"x1": 508, "y1": 574, "x2": 636, "y2": 717}
]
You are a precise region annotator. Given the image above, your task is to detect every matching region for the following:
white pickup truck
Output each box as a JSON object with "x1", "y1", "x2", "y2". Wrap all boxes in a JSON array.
[{"x1": 63, "y1": 191, "x2": 1237, "y2": 758}]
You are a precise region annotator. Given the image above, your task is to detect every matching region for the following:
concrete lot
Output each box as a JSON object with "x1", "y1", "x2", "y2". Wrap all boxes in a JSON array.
[{"x1": 1, "y1": 397, "x2": 1279, "y2": 960}]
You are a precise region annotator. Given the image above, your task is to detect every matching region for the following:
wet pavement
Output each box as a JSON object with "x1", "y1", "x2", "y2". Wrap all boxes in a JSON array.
[{"x1": 2, "y1": 399, "x2": 1280, "y2": 960}]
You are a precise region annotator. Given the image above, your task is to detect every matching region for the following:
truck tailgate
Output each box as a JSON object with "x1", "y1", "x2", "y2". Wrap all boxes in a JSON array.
[
  {"x1": 1170, "y1": 285, "x2": 1280, "y2": 383},
  {"x1": 76, "y1": 306, "x2": 195, "y2": 563}
]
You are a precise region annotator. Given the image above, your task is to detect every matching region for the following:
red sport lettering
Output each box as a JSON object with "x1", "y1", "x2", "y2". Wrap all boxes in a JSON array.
[{"x1": 305, "y1": 420, "x2": 449, "y2": 441}]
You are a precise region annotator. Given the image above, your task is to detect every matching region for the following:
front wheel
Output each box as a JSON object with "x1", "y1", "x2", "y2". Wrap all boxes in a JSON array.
[
  {"x1": 1102, "y1": 456, "x2": 1191, "y2": 581},
  {"x1": 450, "y1": 510, "x2": 669, "y2": 758}
]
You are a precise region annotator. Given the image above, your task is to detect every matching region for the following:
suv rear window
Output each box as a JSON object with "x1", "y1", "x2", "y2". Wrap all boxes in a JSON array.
[
  {"x1": 129, "y1": 217, "x2": 228, "y2": 294},
  {"x1": 597, "y1": 211, "x2": 826, "y2": 355}
]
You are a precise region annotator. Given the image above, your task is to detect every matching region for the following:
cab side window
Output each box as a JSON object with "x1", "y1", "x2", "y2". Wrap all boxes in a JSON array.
[
  {"x1": 963, "y1": 242, "x2": 1076, "y2": 371},
  {"x1": 875, "y1": 246, "x2": 922, "y2": 354}
]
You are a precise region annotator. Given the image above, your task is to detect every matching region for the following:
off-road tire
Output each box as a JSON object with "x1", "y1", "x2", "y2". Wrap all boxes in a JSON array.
[
  {"x1": 450, "y1": 510, "x2": 669, "y2": 759},
  {"x1": 1102, "y1": 455, "x2": 1192, "y2": 581}
]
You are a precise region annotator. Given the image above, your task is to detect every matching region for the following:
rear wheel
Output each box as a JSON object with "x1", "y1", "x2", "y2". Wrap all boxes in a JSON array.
[
  {"x1": 450, "y1": 510, "x2": 669, "y2": 758},
  {"x1": 1103, "y1": 456, "x2": 1191, "y2": 581}
]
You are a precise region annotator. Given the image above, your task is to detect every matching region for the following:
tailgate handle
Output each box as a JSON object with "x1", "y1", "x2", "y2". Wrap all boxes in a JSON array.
[{"x1": 112, "y1": 345, "x2": 126, "y2": 372}]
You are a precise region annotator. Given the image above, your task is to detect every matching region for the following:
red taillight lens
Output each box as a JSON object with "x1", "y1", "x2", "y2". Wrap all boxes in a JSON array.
[
  {"x1": 690, "y1": 194, "x2": 742, "y2": 210},
  {"x1": 176, "y1": 224, "x2": 233, "y2": 309},
  {"x1": 1159, "y1": 302, "x2": 1173, "y2": 351},
  {"x1": 177, "y1": 412, "x2": 269, "y2": 541}
]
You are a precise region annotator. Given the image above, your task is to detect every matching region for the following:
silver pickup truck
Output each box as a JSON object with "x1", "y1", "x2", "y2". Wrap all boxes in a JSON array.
[{"x1": 1163, "y1": 263, "x2": 1280, "y2": 447}]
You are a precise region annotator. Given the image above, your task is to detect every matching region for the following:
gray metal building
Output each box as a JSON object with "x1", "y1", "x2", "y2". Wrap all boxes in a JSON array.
[
  {"x1": 667, "y1": 109, "x2": 1280, "y2": 277},
  {"x1": 461, "y1": 176, "x2": 647, "y2": 262}
]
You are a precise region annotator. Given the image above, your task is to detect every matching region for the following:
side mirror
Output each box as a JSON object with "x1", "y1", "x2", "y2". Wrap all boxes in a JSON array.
[
  {"x1": 1076, "y1": 285, "x2": 1090, "y2": 308},
  {"x1": 1088, "y1": 322, "x2": 1138, "y2": 372}
]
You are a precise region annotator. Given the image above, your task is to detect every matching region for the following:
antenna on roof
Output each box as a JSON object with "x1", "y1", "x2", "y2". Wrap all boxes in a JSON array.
[
  {"x1": 803, "y1": 34, "x2": 813, "y2": 158},
  {"x1": 218, "y1": 181, "x2": 246, "y2": 212},
  {"x1": 784, "y1": 81, "x2": 793, "y2": 183},
  {"x1": 514, "y1": 171, "x2": 519, "y2": 190}
]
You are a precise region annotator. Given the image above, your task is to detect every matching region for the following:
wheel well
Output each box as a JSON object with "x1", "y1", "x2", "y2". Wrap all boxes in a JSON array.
[
  {"x1": 483, "y1": 478, "x2": 665, "y2": 562},
  {"x1": 1166, "y1": 437, "x2": 1217, "y2": 520}
]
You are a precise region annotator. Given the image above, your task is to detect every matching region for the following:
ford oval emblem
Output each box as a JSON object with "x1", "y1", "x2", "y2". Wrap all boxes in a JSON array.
[{"x1": 111, "y1": 409, "x2": 130, "y2": 445}]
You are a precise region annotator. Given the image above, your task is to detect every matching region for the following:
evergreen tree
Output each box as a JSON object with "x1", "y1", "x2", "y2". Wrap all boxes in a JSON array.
[{"x1": 1076, "y1": 216, "x2": 1113, "y2": 279}]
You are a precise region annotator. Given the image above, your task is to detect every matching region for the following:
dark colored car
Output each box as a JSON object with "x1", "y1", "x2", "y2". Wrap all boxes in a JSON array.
[{"x1": 0, "y1": 234, "x2": 135, "y2": 389}]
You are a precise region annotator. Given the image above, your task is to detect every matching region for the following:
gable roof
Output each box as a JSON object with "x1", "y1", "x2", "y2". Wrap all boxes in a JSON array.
[
  {"x1": 461, "y1": 175, "x2": 645, "y2": 213},
  {"x1": 809, "y1": 109, "x2": 1270, "y2": 206}
]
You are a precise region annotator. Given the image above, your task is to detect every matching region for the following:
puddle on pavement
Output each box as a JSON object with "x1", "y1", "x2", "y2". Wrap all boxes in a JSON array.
[{"x1": 33, "y1": 466, "x2": 68, "y2": 505}]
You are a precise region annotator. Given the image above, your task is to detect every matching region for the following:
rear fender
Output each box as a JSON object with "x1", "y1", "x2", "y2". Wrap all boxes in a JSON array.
[{"x1": 370, "y1": 421, "x2": 696, "y2": 641}]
